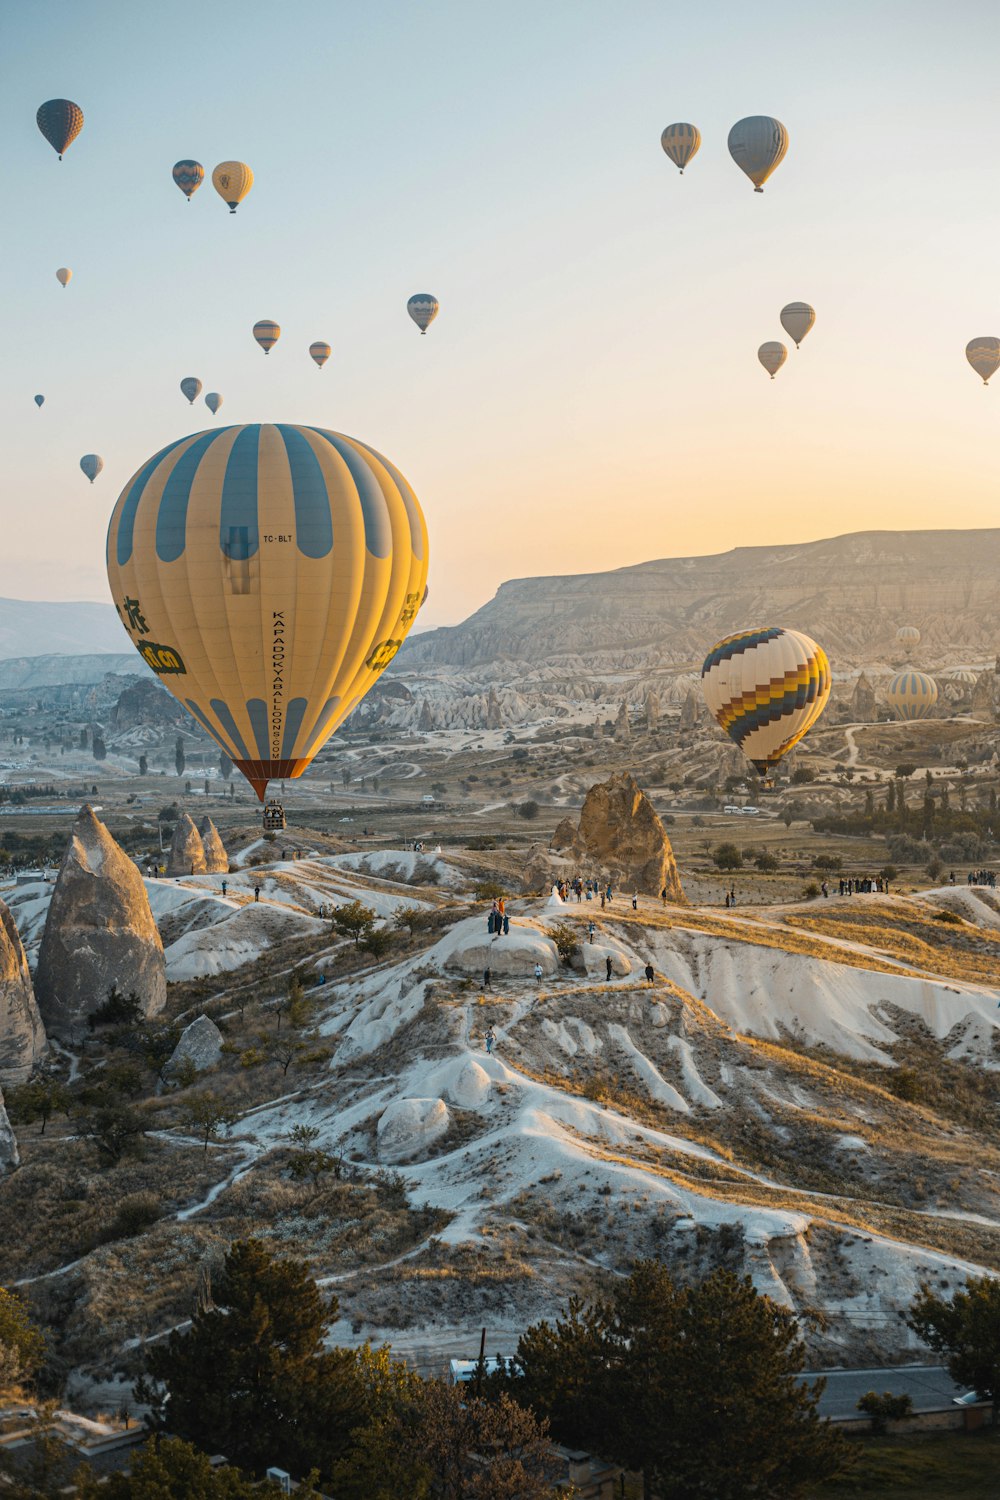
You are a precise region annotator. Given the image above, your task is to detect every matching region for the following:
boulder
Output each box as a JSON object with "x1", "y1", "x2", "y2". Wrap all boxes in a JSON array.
[
  {"x1": 168, "y1": 814, "x2": 206, "y2": 877},
  {"x1": 0, "y1": 1089, "x2": 18, "y2": 1172},
  {"x1": 543, "y1": 772, "x2": 685, "y2": 901},
  {"x1": 377, "y1": 1097, "x2": 450, "y2": 1162},
  {"x1": 167, "y1": 1014, "x2": 223, "y2": 1075},
  {"x1": 34, "y1": 806, "x2": 167, "y2": 1040},
  {"x1": 198, "y1": 818, "x2": 229, "y2": 874},
  {"x1": 583, "y1": 941, "x2": 632, "y2": 979},
  {"x1": 446, "y1": 922, "x2": 560, "y2": 978},
  {"x1": 448, "y1": 1059, "x2": 491, "y2": 1109},
  {"x1": 0, "y1": 899, "x2": 46, "y2": 1086}
]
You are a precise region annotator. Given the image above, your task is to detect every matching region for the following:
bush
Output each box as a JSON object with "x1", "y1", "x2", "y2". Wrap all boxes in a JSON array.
[
  {"x1": 106, "y1": 1192, "x2": 161, "y2": 1241},
  {"x1": 753, "y1": 850, "x2": 780, "y2": 872},
  {"x1": 803, "y1": 881, "x2": 821, "y2": 900},
  {"x1": 791, "y1": 767, "x2": 815, "y2": 784},
  {"x1": 814, "y1": 854, "x2": 842, "y2": 872},
  {"x1": 712, "y1": 842, "x2": 743, "y2": 871},
  {"x1": 856, "y1": 1390, "x2": 913, "y2": 1433},
  {"x1": 879, "y1": 864, "x2": 898, "y2": 882},
  {"x1": 547, "y1": 923, "x2": 579, "y2": 967},
  {"x1": 474, "y1": 880, "x2": 506, "y2": 901},
  {"x1": 517, "y1": 800, "x2": 540, "y2": 820},
  {"x1": 88, "y1": 984, "x2": 142, "y2": 1030}
]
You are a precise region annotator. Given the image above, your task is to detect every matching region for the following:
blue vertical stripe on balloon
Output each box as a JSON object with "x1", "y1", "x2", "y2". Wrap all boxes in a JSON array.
[
  {"x1": 276, "y1": 426, "x2": 333, "y2": 558},
  {"x1": 156, "y1": 431, "x2": 221, "y2": 562},
  {"x1": 186, "y1": 699, "x2": 238, "y2": 758},
  {"x1": 280, "y1": 697, "x2": 309, "y2": 758},
  {"x1": 355, "y1": 439, "x2": 424, "y2": 559},
  {"x1": 309, "y1": 429, "x2": 391, "y2": 557},
  {"x1": 112, "y1": 435, "x2": 190, "y2": 567},
  {"x1": 220, "y1": 425, "x2": 261, "y2": 559},
  {"x1": 209, "y1": 699, "x2": 251, "y2": 761},
  {"x1": 302, "y1": 696, "x2": 341, "y2": 754},
  {"x1": 246, "y1": 699, "x2": 270, "y2": 759}
]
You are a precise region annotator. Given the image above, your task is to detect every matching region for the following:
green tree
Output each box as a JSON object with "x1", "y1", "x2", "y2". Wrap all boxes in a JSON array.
[
  {"x1": 138, "y1": 754, "x2": 148, "y2": 777},
  {"x1": 4, "y1": 1077, "x2": 70, "y2": 1136},
  {"x1": 0, "y1": 1286, "x2": 46, "y2": 1391},
  {"x1": 712, "y1": 842, "x2": 743, "y2": 871},
  {"x1": 182, "y1": 1093, "x2": 238, "y2": 1156},
  {"x1": 332, "y1": 900, "x2": 378, "y2": 947},
  {"x1": 175, "y1": 737, "x2": 186, "y2": 777},
  {"x1": 547, "y1": 923, "x2": 580, "y2": 966},
  {"x1": 753, "y1": 850, "x2": 780, "y2": 873},
  {"x1": 359, "y1": 925, "x2": 393, "y2": 960},
  {"x1": 909, "y1": 1276, "x2": 1000, "y2": 1424},
  {"x1": 77, "y1": 1101, "x2": 148, "y2": 1164},
  {"x1": 74, "y1": 1436, "x2": 302, "y2": 1497}
]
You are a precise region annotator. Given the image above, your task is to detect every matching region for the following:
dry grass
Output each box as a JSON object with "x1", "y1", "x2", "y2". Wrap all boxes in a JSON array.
[{"x1": 785, "y1": 908, "x2": 1000, "y2": 984}]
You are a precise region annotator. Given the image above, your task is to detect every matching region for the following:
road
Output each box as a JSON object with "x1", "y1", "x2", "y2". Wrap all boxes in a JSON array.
[{"x1": 803, "y1": 1364, "x2": 970, "y2": 1420}]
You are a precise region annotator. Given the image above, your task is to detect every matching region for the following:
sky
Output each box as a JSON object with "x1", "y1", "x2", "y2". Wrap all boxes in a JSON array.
[{"x1": 3, "y1": 0, "x2": 999, "y2": 630}]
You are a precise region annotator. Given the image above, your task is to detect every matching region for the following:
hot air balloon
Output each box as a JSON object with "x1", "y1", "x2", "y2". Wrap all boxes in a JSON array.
[
  {"x1": 407, "y1": 295, "x2": 439, "y2": 335},
  {"x1": 172, "y1": 160, "x2": 204, "y2": 201},
  {"x1": 887, "y1": 671, "x2": 938, "y2": 721},
  {"x1": 56, "y1": 268, "x2": 72, "y2": 288},
  {"x1": 728, "y1": 116, "x2": 788, "y2": 192},
  {"x1": 205, "y1": 392, "x2": 223, "y2": 415},
  {"x1": 309, "y1": 341, "x2": 331, "y2": 369},
  {"x1": 180, "y1": 377, "x2": 202, "y2": 404},
  {"x1": 966, "y1": 337, "x2": 1000, "y2": 386},
  {"x1": 780, "y1": 302, "x2": 815, "y2": 348},
  {"x1": 34, "y1": 395, "x2": 44, "y2": 408},
  {"x1": 701, "y1": 627, "x2": 830, "y2": 783},
  {"x1": 105, "y1": 424, "x2": 429, "y2": 803},
  {"x1": 660, "y1": 123, "x2": 701, "y2": 174},
  {"x1": 948, "y1": 668, "x2": 977, "y2": 686},
  {"x1": 80, "y1": 454, "x2": 103, "y2": 485},
  {"x1": 36, "y1": 99, "x2": 84, "y2": 159},
  {"x1": 253, "y1": 320, "x2": 280, "y2": 354},
  {"x1": 758, "y1": 341, "x2": 787, "y2": 379},
  {"x1": 896, "y1": 625, "x2": 920, "y2": 651},
  {"x1": 212, "y1": 161, "x2": 253, "y2": 214}
]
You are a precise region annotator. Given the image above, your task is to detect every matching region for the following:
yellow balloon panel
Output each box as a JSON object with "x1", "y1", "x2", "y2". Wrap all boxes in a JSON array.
[{"x1": 106, "y1": 425, "x2": 429, "y2": 798}]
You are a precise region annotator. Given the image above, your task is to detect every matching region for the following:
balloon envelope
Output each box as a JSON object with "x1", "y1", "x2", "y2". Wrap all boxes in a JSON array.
[
  {"x1": 660, "y1": 123, "x2": 701, "y2": 173},
  {"x1": 80, "y1": 454, "x2": 103, "y2": 484},
  {"x1": 701, "y1": 626, "x2": 830, "y2": 776},
  {"x1": 205, "y1": 392, "x2": 223, "y2": 415},
  {"x1": 780, "y1": 302, "x2": 815, "y2": 348},
  {"x1": 56, "y1": 268, "x2": 72, "y2": 288},
  {"x1": 896, "y1": 625, "x2": 920, "y2": 645},
  {"x1": 253, "y1": 320, "x2": 280, "y2": 354},
  {"x1": 105, "y1": 424, "x2": 429, "y2": 800},
  {"x1": 758, "y1": 341, "x2": 787, "y2": 378},
  {"x1": 966, "y1": 336, "x2": 1000, "y2": 385},
  {"x1": 309, "y1": 341, "x2": 332, "y2": 368},
  {"x1": 728, "y1": 115, "x2": 788, "y2": 191},
  {"x1": 407, "y1": 295, "x2": 439, "y2": 334},
  {"x1": 212, "y1": 160, "x2": 253, "y2": 213},
  {"x1": 37, "y1": 99, "x2": 84, "y2": 159},
  {"x1": 887, "y1": 671, "x2": 937, "y2": 721},
  {"x1": 172, "y1": 160, "x2": 204, "y2": 200},
  {"x1": 180, "y1": 377, "x2": 203, "y2": 404},
  {"x1": 34, "y1": 395, "x2": 44, "y2": 408}
]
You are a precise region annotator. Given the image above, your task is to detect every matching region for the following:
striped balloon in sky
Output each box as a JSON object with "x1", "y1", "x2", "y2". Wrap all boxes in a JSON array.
[
  {"x1": 105, "y1": 424, "x2": 429, "y2": 800},
  {"x1": 701, "y1": 626, "x2": 831, "y2": 779},
  {"x1": 172, "y1": 160, "x2": 205, "y2": 201},
  {"x1": 253, "y1": 319, "x2": 280, "y2": 354},
  {"x1": 660, "y1": 122, "x2": 701, "y2": 174},
  {"x1": 887, "y1": 671, "x2": 938, "y2": 721},
  {"x1": 407, "y1": 295, "x2": 439, "y2": 334},
  {"x1": 728, "y1": 115, "x2": 789, "y2": 192}
]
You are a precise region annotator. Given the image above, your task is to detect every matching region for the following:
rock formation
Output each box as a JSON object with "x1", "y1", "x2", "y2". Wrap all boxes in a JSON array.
[
  {"x1": 645, "y1": 692, "x2": 659, "y2": 733},
  {"x1": 418, "y1": 699, "x2": 434, "y2": 731},
  {"x1": 198, "y1": 818, "x2": 229, "y2": 874},
  {"x1": 485, "y1": 688, "x2": 503, "y2": 729},
  {"x1": 972, "y1": 671, "x2": 997, "y2": 711},
  {"x1": 614, "y1": 701, "x2": 631, "y2": 742},
  {"x1": 168, "y1": 814, "x2": 206, "y2": 877},
  {"x1": 377, "y1": 1097, "x2": 450, "y2": 1162},
  {"x1": 0, "y1": 1090, "x2": 18, "y2": 1172},
  {"x1": 851, "y1": 672, "x2": 877, "y2": 722},
  {"x1": 166, "y1": 1014, "x2": 223, "y2": 1076},
  {"x1": 0, "y1": 900, "x2": 46, "y2": 1086},
  {"x1": 34, "y1": 806, "x2": 167, "y2": 1039},
  {"x1": 680, "y1": 689, "x2": 701, "y2": 729},
  {"x1": 545, "y1": 771, "x2": 685, "y2": 900}
]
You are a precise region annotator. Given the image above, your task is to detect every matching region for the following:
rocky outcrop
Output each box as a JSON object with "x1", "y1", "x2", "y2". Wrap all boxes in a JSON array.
[
  {"x1": 545, "y1": 772, "x2": 686, "y2": 901},
  {"x1": 0, "y1": 900, "x2": 46, "y2": 1086},
  {"x1": 680, "y1": 689, "x2": 701, "y2": 729},
  {"x1": 418, "y1": 699, "x2": 434, "y2": 731},
  {"x1": 166, "y1": 1014, "x2": 223, "y2": 1076},
  {"x1": 34, "y1": 806, "x2": 167, "y2": 1039},
  {"x1": 972, "y1": 672, "x2": 997, "y2": 711},
  {"x1": 377, "y1": 1097, "x2": 450, "y2": 1161},
  {"x1": 851, "y1": 672, "x2": 877, "y2": 722},
  {"x1": 198, "y1": 818, "x2": 229, "y2": 874},
  {"x1": 645, "y1": 692, "x2": 659, "y2": 733},
  {"x1": 168, "y1": 815, "x2": 206, "y2": 877},
  {"x1": 486, "y1": 688, "x2": 503, "y2": 730},
  {"x1": 113, "y1": 677, "x2": 187, "y2": 732},
  {"x1": 614, "y1": 701, "x2": 631, "y2": 742},
  {"x1": 0, "y1": 1090, "x2": 18, "y2": 1172}
]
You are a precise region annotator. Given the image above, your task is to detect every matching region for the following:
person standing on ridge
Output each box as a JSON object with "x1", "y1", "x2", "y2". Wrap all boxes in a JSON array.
[
  {"x1": 533, "y1": 962, "x2": 543, "y2": 984},
  {"x1": 254, "y1": 884, "x2": 260, "y2": 903},
  {"x1": 485, "y1": 1026, "x2": 496, "y2": 1055},
  {"x1": 605, "y1": 955, "x2": 613, "y2": 982},
  {"x1": 644, "y1": 963, "x2": 655, "y2": 985},
  {"x1": 483, "y1": 965, "x2": 492, "y2": 990}
]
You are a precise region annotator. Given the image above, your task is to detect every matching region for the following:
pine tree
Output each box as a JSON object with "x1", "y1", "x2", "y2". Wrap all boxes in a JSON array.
[{"x1": 909, "y1": 1276, "x2": 1000, "y2": 1425}]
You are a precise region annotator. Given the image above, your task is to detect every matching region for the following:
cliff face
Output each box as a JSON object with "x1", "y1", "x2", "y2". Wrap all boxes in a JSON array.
[{"x1": 400, "y1": 529, "x2": 1000, "y2": 672}]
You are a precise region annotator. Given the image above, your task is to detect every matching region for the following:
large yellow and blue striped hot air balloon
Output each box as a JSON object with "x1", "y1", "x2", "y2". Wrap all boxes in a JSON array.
[
  {"x1": 887, "y1": 671, "x2": 937, "y2": 721},
  {"x1": 105, "y1": 425, "x2": 429, "y2": 801},
  {"x1": 701, "y1": 627, "x2": 830, "y2": 781},
  {"x1": 253, "y1": 320, "x2": 280, "y2": 354}
]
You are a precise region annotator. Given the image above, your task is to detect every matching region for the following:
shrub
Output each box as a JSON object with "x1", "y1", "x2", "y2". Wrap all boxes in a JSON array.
[
  {"x1": 753, "y1": 850, "x2": 780, "y2": 872},
  {"x1": 856, "y1": 1390, "x2": 913, "y2": 1433},
  {"x1": 547, "y1": 923, "x2": 579, "y2": 967},
  {"x1": 517, "y1": 800, "x2": 540, "y2": 820},
  {"x1": 791, "y1": 767, "x2": 815, "y2": 784},
  {"x1": 712, "y1": 843, "x2": 743, "y2": 871},
  {"x1": 803, "y1": 881, "x2": 821, "y2": 900},
  {"x1": 474, "y1": 880, "x2": 506, "y2": 901},
  {"x1": 814, "y1": 854, "x2": 842, "y2": 872},
  {"x1": 107, "y1": 1192, "x2": 161, "y2": 1241}
]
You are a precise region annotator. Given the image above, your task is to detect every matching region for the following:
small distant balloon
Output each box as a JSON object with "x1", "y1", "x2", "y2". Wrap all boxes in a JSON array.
[
  {"x1": 253, "y1": 320, "x2": 280, "y2": 354},
  {"x1": 212, "y1": 161, "x2": 253, "y2": 213},
  {"x1": 56, "y1": 267, "x2": 72, "y2": 288},
  {"x1": 205, "y1": 392, "x2": 223, "y2": 415},
  {"x1": 37, "y1": 99, "x2": 84, "y2": 159},
  {"x1": 172, "y1": 160, "x2": 204, "y2": 201},
  {"x1": 758, "y1": 341, "x2": 787, "y2": 379},
  {"x1": 80, "y1": 454, "x2": 103, "y2": 484},
  {"x1": 407, "y1": 295, "x2": 439, "y2": 335},
  {"x1": 309, "y1": 341, "x2": 331, "y2": 369},
  {"x1": 780, "y1": 302, "x2": 815, "y2": 348},
  {"x1": 660, "y1": 122, "x2": 701, "y2": 174},
  {"x1": 966, "y1": 336, "x2": 1000, "y2": 386},
  {"x1": 34, "y1": 395, "x2": 44, "y2": 408},
  {"x1": 180, "y1": 377, "x2": 202, "y2": 404},
  {"x1": 728, "y1": 116, "x2": 788, "y2": 192}
]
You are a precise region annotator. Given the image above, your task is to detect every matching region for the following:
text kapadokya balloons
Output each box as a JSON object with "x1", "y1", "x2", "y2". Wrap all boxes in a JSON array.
[
  {"x1": 212, "y1": 161, "x2": 253, "y2": 213},
  {"x1": 728, "y1": 116, "x2": 788, "y2": 192},
  {"x1": 407, "y1": 295, "x2": 439, "y2": 334},
  {"x1": 172, "y1": 160, "x2": 204, "y2": 200},
  {"x1": 205, "y1": 392, "x2": 223, "y2": 415},
  {"x1": 37, "y1": 99, "x2": 83, "y2": 159},
  {"x1": 106, "y1": 425, "x2": 429, "y2": 801},
  {"x1": 966, "y1": 336, "x2": 1000, "y2": 386},
  {"x1": 180, "y1": 377, "x2": 202, "y2": 404},
  {"x1": 253, "y1": 320, "x2": 280, "y2": 354},
  {"x1": 660, "y1": 123, "x2": 701, "y2": 174},
  {"x1": 780, "y1": 302, "x2": 814, "y2": 348},
  {"x1": 80, "y1": 454, "x2": 103, "y2": 484},
  {"x1": 758, "y1": 341, "x2": 787, "y2": 379},
  {"x1": 702, "y1": 627, "x2": 830, "y2": 780},
  {"x1": 34, "y1": 395, "x2": 45, "y2": 408},
  {"x1": 887, "y1": 671, "x2": 937, "y2": 721},
  {"x1": 56, "y1": 267, "x2": 72, "y2": 288},
  {"x1": 309, "y1": 341, "x2": 331, "y2": 368}
]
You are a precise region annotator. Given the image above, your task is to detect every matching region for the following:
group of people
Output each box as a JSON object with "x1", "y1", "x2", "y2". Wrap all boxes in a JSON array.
[
  {"x1": 837, "y1": 876, "x2": 890, "y2": 895},
  {"x1": 487, "y1": 898, "x2": 510, "y2": 935},
  {"x1": 968, "y1": 869, "x2": 997, "y2": 887}
]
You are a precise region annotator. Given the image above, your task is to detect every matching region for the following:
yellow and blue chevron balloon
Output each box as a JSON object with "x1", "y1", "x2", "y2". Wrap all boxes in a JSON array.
[
  {"x1": 660, "y1": 122, "x2": 701, "y2": 174},
  {"x1": 701, "y1": 626, "x2": 831, "y2": 778},
  {"x1": 172, "y1": 160, "x2": 204, "y2": 201},
  {"x1": 887, "y1": 671, "x2": 937, "y2": 721},
  {"x1": 106, "y1": 425, "x2": 429, "y2": 800}
]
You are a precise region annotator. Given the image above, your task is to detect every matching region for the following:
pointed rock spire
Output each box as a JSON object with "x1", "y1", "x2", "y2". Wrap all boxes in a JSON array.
[{"x1": 0, "y1": 900, "x2": 45, "y2": 1086}]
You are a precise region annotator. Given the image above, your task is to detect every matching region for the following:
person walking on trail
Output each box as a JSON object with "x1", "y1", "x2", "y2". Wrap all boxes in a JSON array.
[
  {"x1": 644, "y1": 963, "x2": 655, "y2": 985},
  {"x1": 483, "y1": 966, "x2": 492, "y2": 990},
  {"x1": 485, "y1": 1026, "x2": 496, "y2": 1055},
  {"x1": 503, "y1": 912, "x2": 510, "y2": 935},
  {"x1": 254, "y1": 884, "x2": 260, "y2": 903},
  {"x1": 660, "y1": 886, "x2": 667, "y2": 906},
  {"x1": 606, "y1": 884, "x2": 614, "y2": 904},
  {"x1": 221, "y1": 879, "x2": 228, "y2": 897},
  {"x1": 533, "y1": 962, "x2": 543, "y2": 984},
  {"x1": 631, "y1": 892, "x2": 638, "y2": 911},
  {"x1": 600, "y1": 889, "x2": 606, "y2": 910},
  {"x1": 588, "y1": 920, "x2": 596, "y2": 943},
  {"x1": 605, "y1": 955, "x2": 613, "y2": 982}
]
